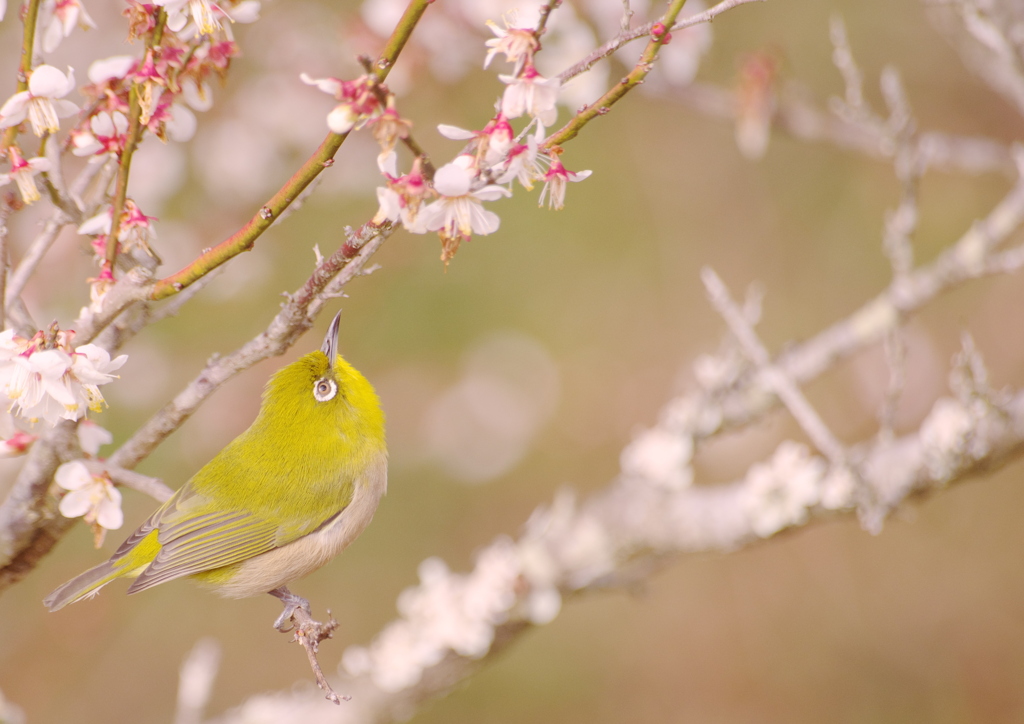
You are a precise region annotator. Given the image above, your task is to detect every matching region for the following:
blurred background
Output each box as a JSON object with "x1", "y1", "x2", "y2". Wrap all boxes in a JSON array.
[{"x1": 2, "y1": 0, "x2": 1024, "y2": 721}]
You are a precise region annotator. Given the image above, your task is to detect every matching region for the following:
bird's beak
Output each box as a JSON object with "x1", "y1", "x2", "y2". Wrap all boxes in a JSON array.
[{"x1": 320, "y1": 311, "x2": 342, "y2": 369}]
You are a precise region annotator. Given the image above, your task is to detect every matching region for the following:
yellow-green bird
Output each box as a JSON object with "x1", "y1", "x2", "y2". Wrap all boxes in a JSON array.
[{"x1": 44, "y1": 312, "x2": 387, "y2": 627}]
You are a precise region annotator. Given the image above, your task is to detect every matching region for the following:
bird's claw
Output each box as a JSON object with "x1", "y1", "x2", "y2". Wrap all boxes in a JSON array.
[{"x1": 269, "y1": 586, "x2": 312, "y2": 632}]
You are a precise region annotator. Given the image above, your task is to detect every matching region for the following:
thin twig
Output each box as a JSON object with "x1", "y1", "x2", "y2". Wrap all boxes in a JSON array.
[
  {"x1": 285, "y1": 604, "x2": 346, "y2": 704},
  {"x1": 546, "y1": 0, "x2": 691, "y2": 148},
  {"x1": 80, "y1": 460, "x2": 173, "y2": 502},
  {"x1": 5, "y1": 215, "x2": 71, "y2": 316},
  {"x1": 1, "y1": 0, "x2": 42, "y2": 150},
  {"x1": 701, "y1": 267, "x2": 848, "y2": 466},
  {"x1": 558, "y1": 0, "x2": 764, "y2": 84}
]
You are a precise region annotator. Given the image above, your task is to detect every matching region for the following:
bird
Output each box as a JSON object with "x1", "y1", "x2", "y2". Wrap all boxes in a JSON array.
[{"x1": 44, "y1": 311, "x2": 387, "y2": 630}]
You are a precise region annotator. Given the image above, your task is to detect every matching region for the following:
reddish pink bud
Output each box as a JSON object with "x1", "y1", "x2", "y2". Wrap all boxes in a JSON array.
[{"x1": 651, "y1": 22, "x2": 672, "y2": 43}]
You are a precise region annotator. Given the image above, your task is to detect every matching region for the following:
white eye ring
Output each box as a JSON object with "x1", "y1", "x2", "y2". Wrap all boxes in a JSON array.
[{"x1": 313, "y1": 378, "x2": 337, "y2": 402}]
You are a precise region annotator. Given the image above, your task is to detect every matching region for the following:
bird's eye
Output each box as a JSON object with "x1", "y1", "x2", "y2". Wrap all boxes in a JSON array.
[{"x1": 313, "y1": 378, "x2": 337, "y2": 402}]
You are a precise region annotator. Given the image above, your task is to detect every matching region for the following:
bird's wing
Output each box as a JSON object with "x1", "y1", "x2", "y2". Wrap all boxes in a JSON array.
[{"x1": 123, "y1": 486, "x2": 341, "y2": 595}]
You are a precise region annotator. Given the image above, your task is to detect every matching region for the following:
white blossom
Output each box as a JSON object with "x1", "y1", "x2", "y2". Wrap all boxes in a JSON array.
[
  {"x1": 418, "y1": 156, "x2": 510, "y2": 238},
  {"x1": 537, "y1": 157, "x2": 592, "y2": 210},
  {"x1": 0, "y1": 333, "x2": 126, "y2": 425},
  {"x1": 0, "y1": 65, "x2": 78, "y2": 136},
  {"x1": 55, "y1": 460, "x2": 123, "y2": 531},
  {"x1": 0, "y1": 147, "x2": 52, "y2": 204},
  {"x1": 88, "y1": 55, "x2": 136, "y2": 84},
  {"x1": 499, "y1": 66, "x2": 560, "y2": 126},
  {"x1": 3, "y1": 349, "x2": 77, "y2": 424},
  {"x1": 71, "y1": 110, "x2": 128, "y2": 157},
  {"x1": 39, "y1": 0, "x2": 96, "y2": 54},
  {"x1": 77, "y1": 419, "x2": 113, "y2": 456},
  {"x1": 157, "y1": 0, "x2": 220, "y2": 35},
  {"x1": 0, "y1": 431, "x2": 36, "y2": 457}
]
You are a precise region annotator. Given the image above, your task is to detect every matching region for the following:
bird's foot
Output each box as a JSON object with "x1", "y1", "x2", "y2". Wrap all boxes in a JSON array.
[
  {"x1": 269, "y1": 586, "x2": 312, "y2": 632},
  {"x1": 267, "y1": 587, "x2": 347, "y2": 704}
]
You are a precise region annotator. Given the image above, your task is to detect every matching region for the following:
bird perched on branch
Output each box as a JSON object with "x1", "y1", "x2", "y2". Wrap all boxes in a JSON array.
[{"x1": 45, "y1": 311, "x2": 387, "y2": 636}]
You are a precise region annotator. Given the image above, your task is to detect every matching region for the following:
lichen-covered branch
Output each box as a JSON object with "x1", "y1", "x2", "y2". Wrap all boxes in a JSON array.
[{"x1": 208, "y1": 341, "x2": 1024, "y2": 724}]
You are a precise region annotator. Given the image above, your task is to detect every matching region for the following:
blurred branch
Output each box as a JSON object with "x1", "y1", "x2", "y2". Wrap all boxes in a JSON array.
[
  {"x1": 682, "y1": 147, "x2": 1024, "y2": 444},
  {"x1": 701, "y1": 267, "x2": 848, "y2": 467},
  {"x1": 80, "y1": 460, "x2": 173, "y2": 503},
  {"x1": 927, "y1": 0, "x2": 1024, "y2": 119},
  {"x1": 674, "y1": 80, "x2": 1016, "y2": 176},
  {"x1": 205, "y1": 129, "x2": 1024, "y2": 724},
  {"x1": 211, "y1": 341, "x2": 1024, "y2": 724}
]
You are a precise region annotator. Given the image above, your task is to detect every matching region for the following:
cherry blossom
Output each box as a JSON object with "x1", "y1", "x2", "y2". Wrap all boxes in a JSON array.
[
  {"x1": 418, "y1": 156, "x2": 511, "y2": 261},
  {"x1": 87, "y1": 55, "x2": 137, "y2": 84},
  {"x1": 40, "y1": 0, "x2": 97, "y2": 53},
  {"x1": 483, "y1": 18, "x2": 538, "y2": 74},
  {"x1": 438, "y1": 113, "x2": 514, "y2": 167},
  {"x1": 77, "y1": 419, "x2": 113, "y2": 456},
  {"x1": 374, "y1": 157, "x2": 430, "y2": 230},
  {"x1": 55, "y1": 460, "x2": 123, "y2": 546},
  {"x1": 0, "y1": 329, "x2": 127, "y2": 425},
  {"x1": 743, "y1": 441, "x2": 824, "y2": 537},
  {"x1": 3, "y1": 348, "x2": 78, "y2": 424},
  {"x1": 157, "y1": 0, "x2": 221, "y2": 36},
  {"x1": 0, "y1": 146, "x2": 52, "y2": 205},
  {"x1": 0, "y1": 65, "x2": 79, "y2": 136},
  {"x1": 495, "y1": 131, "x2": 543, "y2": 190},
  {"x1": 537, "y1": 154, "x2": 592, "y2": 210},
  {"x1": 71, "y1": 110, "x2": 129, "y2": 157},
  {"x1": 71, "y1": 344, "x2": 129, "y2": 411},
  {"x1": 300, "y1": 72, "x2": 382, "y2": 135},
  {"x1": 79, "y1": 200, "x2": 158, "y2": 257},
  {"x1": 498, "y1": 63, "x2": 560, "y2": 127},
  {"x1": 0, "y1": 431, "x2": 37, "y2": 457},
  {"x1": 370, "y1": 102, "x2": 411, "y2": 169}
]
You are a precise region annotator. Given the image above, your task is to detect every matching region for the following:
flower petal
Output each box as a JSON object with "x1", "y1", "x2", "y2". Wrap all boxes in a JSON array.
[
  {"x1": 28, "y1": 65, "x2": 72, "y2": 97},
  {"x1": 55, "y1": 459, "x2": 92, "y2": 491},
  {"x1": 88, "y1": 55, "x2": 136, "y2": 84},
  {"x1": 437, "y1": 124, "x2": 475, "y2": 140}
]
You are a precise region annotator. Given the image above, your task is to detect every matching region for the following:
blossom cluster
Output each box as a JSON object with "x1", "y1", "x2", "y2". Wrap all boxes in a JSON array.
[
  {"x1": 0, "y1": 325, "x2": 127, "y2": 539},
  {"x1": 0, "y1": 327, "x2": 127, "y2": 426},
  {"x1": 302, "y1": 12, "x2": 592, "y2": 264},
  {"x1": 0, "y1": 0, "x2": 260, "y2": 308}
]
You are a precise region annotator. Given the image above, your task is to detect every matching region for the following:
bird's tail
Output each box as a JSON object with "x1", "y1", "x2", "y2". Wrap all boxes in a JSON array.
[{"x1": 43, "y1": 560, "x2": 123, "y2": 612}]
